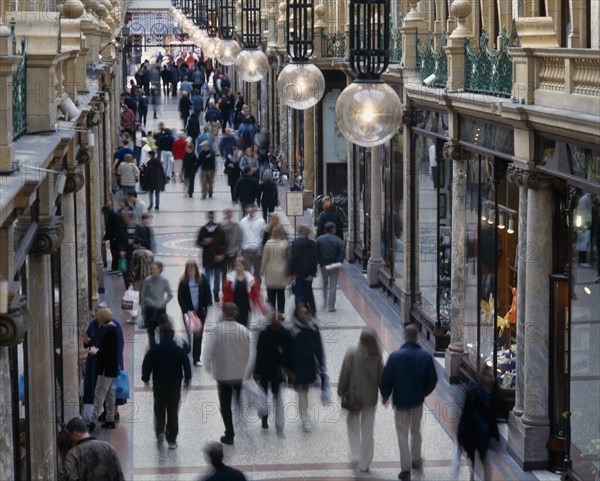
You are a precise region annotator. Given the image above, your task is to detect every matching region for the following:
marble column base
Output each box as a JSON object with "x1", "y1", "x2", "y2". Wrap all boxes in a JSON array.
[
  {"x1": 366, "y1": 257, "x2": 384, "y2": 287},
  {"x1": 507, "y1": 412, "x2": 550, "y2": 470},
  {"x1": 444, "y1": 343, "x2": 464, "y2": 384}
]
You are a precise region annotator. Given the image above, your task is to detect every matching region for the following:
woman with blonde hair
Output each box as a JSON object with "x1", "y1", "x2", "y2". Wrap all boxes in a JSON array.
[
  {"x1": 337, "y1": 327, "x2": 383, "y2": 473},
  {"x1": 260, "y1": 223, "x2": 290, "y2": 315}
]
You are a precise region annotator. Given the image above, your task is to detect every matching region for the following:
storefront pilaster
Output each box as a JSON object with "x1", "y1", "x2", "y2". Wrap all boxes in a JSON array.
[
  {"x1": 445, "y1": 144, "x2": 465, "y2": 383},
  {"x1": 0, "y1": 347, "x2": 15, "y2": 480},
  {"x1": 508, "y1": 172, "x2": 553, "y2": 470},
  {"x1": 346, "y1": 139, "x2": 355, "y2": 261},
  {"x1": 303, "y1": 106, "x2": 315, "y2": 208},
  {"x1": 367, "y1": 144, "x2": 383, "y2": 286},
  {"x1": 76, "y1": 174, "x2": 90, "y2": 329}
]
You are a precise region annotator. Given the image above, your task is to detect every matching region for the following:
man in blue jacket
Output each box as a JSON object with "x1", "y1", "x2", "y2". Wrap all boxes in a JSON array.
[{"x1": 380, "y1": 324, "x2": 438, "y2": 481}]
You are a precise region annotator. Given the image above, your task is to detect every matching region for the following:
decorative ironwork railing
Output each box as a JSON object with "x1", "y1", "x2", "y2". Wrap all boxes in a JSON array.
[
  {"x1": 389, "y1": 24, "x2": 402, "y2": 64},
  {"x1": 416, "y1": 31, "x2": 447, "y2": 87},
  {"x1": 464, "y1": 29, "x2": 512, "y2": 97},
  {"x1": 321, "y1": 32, "x2": 345, "y2": 58},
  {"x1": 11, "y1": 19, "x2": 27, "y2": 141}
]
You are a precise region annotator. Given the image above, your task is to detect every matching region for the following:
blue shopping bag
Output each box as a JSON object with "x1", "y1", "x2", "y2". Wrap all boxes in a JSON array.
[{"x1": 114, "y1": 370, "x2": 130, "y2": 400}]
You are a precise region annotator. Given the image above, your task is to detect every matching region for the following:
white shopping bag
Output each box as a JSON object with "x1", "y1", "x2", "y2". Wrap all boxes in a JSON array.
[
  {"x1": 242, "y1": 378, "x2": 268, "y2": 417},
  {"x1": 120, "y1": 286, "x2": 139, "y2": 317}
]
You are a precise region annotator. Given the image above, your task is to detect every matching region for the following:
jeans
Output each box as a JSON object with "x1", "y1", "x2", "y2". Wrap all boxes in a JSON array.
[
  {"x1": 217, "y1": 381, "x2": 242, "y2": 440},
  {"x1": 260, "y1": 379, "x2": 284, "y2": 432},
  {"x1": 320, "y1": 265, "x2": 340, "y2": 311},
  {"x1": 267, "y1": 288, "x2": 285, "y2": 313},
  {"x1": 347, "y1": 405, "x2": 376, "y2": 471},
  {"x1": 90, "y1": 375, "x2": 115, "y2": 423},
  {"x1": 134, "y1": 145, "x2": 142, "y2": 166},
  {"x1": 201, "y1": 169, "x2": 215, "y2": 197},
  {"x1": 205, "y1": 268, "x2": 221, "y2": 295},
  {"x1": 394, "y1": 404, "x2": 424, "y2": 473},
  {"x1": 161, "y1": 151, "x2": 174, "y2": 178},
  {"x1": 148, "y1": 190, "x2": 161, "y2": 208},
  {"x1": 154, "y1": 384, "x2": 181, "y2": 443},
  {"x1": 294, "y1": 277, "x2": 316, "y2": 315}
]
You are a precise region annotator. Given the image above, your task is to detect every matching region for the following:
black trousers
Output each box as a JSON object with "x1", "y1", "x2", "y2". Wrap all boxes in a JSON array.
[
  {"x1": 144, "y1": 306, "x2": 166, "y2": 347},
  {"x1": 153, "y1": 385, "x2": 181, "y2": 443},
  {"x1": 109, "y1": 239, "x2": 119, "y2": 271},
  {"x1": 186, "y1": 170, "x2": 197, "y2": 196},
  {"x1": 267, "y1": 288, "x2": 285, "y2": 313},
  {"x1": 262, "y1": 205, "x2": 275, "y2": 222},
  {"x1": 217, "y1": 381, "x2": 242, "y2": 440},
  {"x1": 259, "y1": 378, "x2": 281, "y2": 423}
]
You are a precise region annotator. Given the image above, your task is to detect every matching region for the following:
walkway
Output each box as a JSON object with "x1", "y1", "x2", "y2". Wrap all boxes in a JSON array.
[{"x1": 98, "y1": 94, "x2": 559, "y2": 481}]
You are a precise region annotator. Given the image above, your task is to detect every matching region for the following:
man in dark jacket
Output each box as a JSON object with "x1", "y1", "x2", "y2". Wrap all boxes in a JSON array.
[
  {"x1": 257, "y1": 170, "x2": 279, "y2": 221},
  {"x1": 380, "y1": 324, "x2": 438, "y2": 481},
  {"x1": 142, "y1": 324, "x2": 192, "y2": 449},
  {"x1": 64, "y1": 416, "x2": 125, "y2": 481},
  {"x1": 315, "y1": 222, "x2": 346, "y2": 312},
  {"x1": 198, "y1": 140, "x2": 217, "y2": 199},
  {"x1": 234, "y1": 167, "x2": 259, "y2": 217},
  {"x1": 197, "y1": 211, "x2": 226, "y2": 302},
  {"x1": 289, "y1": 224, "x2": 318, "y2": 315},
  {"x1": 102, "y1": 205, "x2": 122, "y2": 273},
  {"x1": 201, "y1": 442, "x2": 247, "y2": 481}
]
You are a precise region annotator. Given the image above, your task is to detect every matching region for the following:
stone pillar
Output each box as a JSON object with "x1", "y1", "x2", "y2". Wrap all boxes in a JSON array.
[
  {"x1": 445, "y1": 146, "x2": 466, "y2": 383},
  {"x1": 0, "y1": 23, "x2": 19, "y2": 173},
  {"x1": 279, "y1": 95, "x2": 288, "y2": 174},
  {"x1": 400, "y1": 5, "x2": 423, "y2": 68},
  {"x1": 303, "y1": 106, "x2": 315, "y2": 208},
  {"x1": 76, "y1": 177, "x2": 90, "y2": 328},
  {"x1": 0, "y1": 347, "x2": 15, "y2": 480},
  {"x1": 367, "y1": 145, "x2": 383, "y2": 286},
  {"x1": 259, "y1": 72, "x2": 270, "y2": 148},
  {"x1": 345, "y1": 123, "x2": 355, "y2": 261},
  {"x1": 60, "y1": 181, "x2": 83, "y2": 420},
  {"x1": 23, "y1": 215, "x2": 64, "y2": 481},
  {"x1": 445, "y1": 0, "x2": 471, "y2": 91},
  {"x1": 507, "y1": 173, "x2": 553, "y2": 470},
  {"x1": 277, "y1": 2, "x2": 286, "y2": 48}
]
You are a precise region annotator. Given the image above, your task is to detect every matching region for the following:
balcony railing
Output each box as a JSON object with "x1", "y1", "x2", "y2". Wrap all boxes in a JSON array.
[
  {"x1": 11, "y1": 19, "x2": 27, "y2": 141},
  {"x1": 464, "y1": 29, "x2": 512, "y2": 97},
  {"x1": 416, "y1": 31, "x2": 448, "y2": 87},
  {"x1": 389, "y1": 25, "x2": 402, "y2": 64},
  {"x1": 321, "y1": 32, "x2": 345, "y2": 58}
]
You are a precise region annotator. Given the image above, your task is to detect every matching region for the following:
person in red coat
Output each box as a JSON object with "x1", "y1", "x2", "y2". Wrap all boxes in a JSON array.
[
  {"x1": 172, "y1": 132, "x2": 188, "y2": 182},
  {"x1": 222, "y1": 258, "x2": 265, "y2": 327}
]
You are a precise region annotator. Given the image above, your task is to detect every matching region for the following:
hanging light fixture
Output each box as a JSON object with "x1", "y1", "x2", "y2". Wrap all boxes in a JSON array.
[
  {"x1": 276, "y1": 0, "x2": 325, "y2": 109},
  {"x1": 507, "y1": 215, "x2": 514, "y2": 234},
  {"x1": 335, "y1": 0, "x2": 402, "y2": 147},
  {"x1": 215, "y1": 0, "x2": 241, "y2": 65},
  {"x1": 234, "y1": 0, "x2": 269, "y2": 81},
  {"x1": 203, "y1": 0, "x2": 221, "y2": 59},
  {"x1": 498, "y1": 211, "x2": 505, "y2": 229}
]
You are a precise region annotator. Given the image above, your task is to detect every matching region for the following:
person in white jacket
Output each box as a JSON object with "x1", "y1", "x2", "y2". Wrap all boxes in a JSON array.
[
  {"x1": 203, "y1": 302, "x2": 251, "y2": 445},
  {"x1": 238, "y1": 205, "x2": 266, "y2": 281}
]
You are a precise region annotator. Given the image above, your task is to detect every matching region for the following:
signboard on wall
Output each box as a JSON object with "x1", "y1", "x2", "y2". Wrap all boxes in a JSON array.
[{"x1": 286, "y1": 192, "x2": 304, "y2": 217}]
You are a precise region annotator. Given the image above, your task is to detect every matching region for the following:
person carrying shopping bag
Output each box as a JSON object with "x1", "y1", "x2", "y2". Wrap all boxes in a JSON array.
[
  {"x1": 338, "y1": 328, "x2": 383, "y2": 473},
  {"x1": 177, "y1": 260, "x2": 212, "y2": 366}
]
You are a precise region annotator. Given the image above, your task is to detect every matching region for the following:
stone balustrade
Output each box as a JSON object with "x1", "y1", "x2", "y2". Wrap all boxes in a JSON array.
[{"x1": 511, "y1": 48, "x2": 600, "y2": 116}]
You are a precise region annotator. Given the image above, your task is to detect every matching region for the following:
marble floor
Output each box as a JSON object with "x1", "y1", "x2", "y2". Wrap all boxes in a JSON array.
[{"x1": 95, "y1": 93, "x2": 560, "y2": 481}]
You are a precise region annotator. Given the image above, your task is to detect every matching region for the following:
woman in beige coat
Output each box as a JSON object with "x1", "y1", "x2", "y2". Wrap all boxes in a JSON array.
[
  {"x1": 338, "y1": 328, "x2": 383, "y2": 473},
  {"x1": 260, "y1": 224, "x2": 290, "y2": 315}
]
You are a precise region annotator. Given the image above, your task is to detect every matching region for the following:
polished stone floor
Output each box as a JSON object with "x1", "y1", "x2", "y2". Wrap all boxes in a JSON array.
[{"x1": 96, "y1": 93, "x2": 560, "y2": 481}]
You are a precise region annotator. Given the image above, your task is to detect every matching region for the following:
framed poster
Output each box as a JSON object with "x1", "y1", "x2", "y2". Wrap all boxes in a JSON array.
[{"x1": 286, "y1": 191, "x2": 304, "y2": 217}]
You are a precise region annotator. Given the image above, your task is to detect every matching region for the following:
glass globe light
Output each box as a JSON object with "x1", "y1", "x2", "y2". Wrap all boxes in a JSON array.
[
  {"x1": 335, "y1": 81, "x2": 402, "y2": 147},
  {"x1": 277, "y1": 62, "x2": 325, "y2": 110},
  {"x1": 215, "y1": 39, "x2": 241, "y2": 66},
  {"x1": 234, "y1": 49, "x2": 269, "y2": 82},
  {"x1": 202, "y1": 36, "x2": 221, "y2": 59}
]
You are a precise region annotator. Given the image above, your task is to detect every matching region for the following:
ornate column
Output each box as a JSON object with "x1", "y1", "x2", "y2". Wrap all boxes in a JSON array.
[
  {"x1": 507, "y1": 172, "x2": 553, "y2": 470},
  {"x1": 61, "y1": 168, "x2": 84, "y2": 421},
  {"x1": 279, "y1": 95, "x2": 288, "y2": 173},
  {"x1": 444, "y1": 142, "x2": 466, "y2": 383},
  {"x1": 367, "y1": 145, "x2": 383, "y2": 286},
  {"x1": 303, "y1": 106, "x2": 315, "y2": 208},
  {"x1": 21, "y1": 215, "x2": 64, "y2": 481}
]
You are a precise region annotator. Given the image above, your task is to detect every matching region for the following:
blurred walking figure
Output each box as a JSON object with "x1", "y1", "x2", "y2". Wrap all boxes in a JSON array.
[
  {"x1": 142, "y1": 324, "x2": 192, "y2": 450},
  {"x1": 177, "y1": 260, "x2": 212, "y2": 366},
  {"x1": 253, "y1": 308, "x2": 293, "y2": 435},
  {"x1": 182, "y1": 143, "x2": 199, "y2": 198},
  {"x1": 290, "y1": 224, "x2": 318, "y2": 315},
  {"x1": 456, "y1": 366, "x2": 500, "y2": 481},
  {"x1": 338, "y1": 328, "x2": 383, "y2": 473},
  {"x1": 196, "y1": 211, "x2": 226, "y2": 302},
  {"x1": 315, "y1": 222, "x2": 346, "y2": 312},
  {"x1": 289, "y1": 304, "x2": 326, "y2": 433},
  {"x1": 140, "y1": 261, "x2": 173, "y2": 347},
  {"x1": 380, "y1": 324, "x2": 438, "y2": 481},
  {"x1": 200, "y1": 442, "x2": 247, "y2": 481},
  {"x1": 203, "y1": 303, "x2": 251, "y2": 445},
  {"x1": 260, "y1": 224, "x2": 290, "y2": 315},
  {"x1": 222, "y1": 258, "x2": 265, "y2": 327}
]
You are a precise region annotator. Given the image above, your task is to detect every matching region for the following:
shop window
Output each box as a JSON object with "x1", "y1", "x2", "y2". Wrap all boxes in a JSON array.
[
  {"x1": 463, "y1": 153, "x2": 518, "y2": 390},
  {"x1": 538, "y1": 137, "x2": 600, "y2": 185}
]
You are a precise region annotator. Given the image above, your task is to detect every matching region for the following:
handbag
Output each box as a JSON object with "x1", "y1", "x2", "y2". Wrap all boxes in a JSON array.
[
  {"x1": 242, "y1": 378, "x2": 268, "y2": 417},
  {"x1": 340, "y1": 351, "x2": 361, "y2": 411},
  {"x1": 120, "y1": 286, "x2": 139, "y2": 317},
  {"x1": 184, "y1": 310, "x2": 202, "y2": 334},
  {"x1": 114, "y1": 369, "x2": 130, "y2": 400},
  {"x1": 118, "y1": 256, "x2": 128, "y2": 273}
]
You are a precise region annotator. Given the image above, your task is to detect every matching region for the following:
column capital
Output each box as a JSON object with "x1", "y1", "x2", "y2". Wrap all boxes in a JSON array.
[
  {"x1": 17, "y1": 215, "x2": 65, "y2": 256},
  {"x1": 507, "y1": 165, "x2": 554, "y2": 190},
  {"x1": 442, "y1": 140, "x2": 464, "y2": 161},
  {"x1": 77, "y1": 145, "x2": 92, "y2": 165},
  {"x1": 64, "y1": 166, "x2": 85, "y2": 193}
]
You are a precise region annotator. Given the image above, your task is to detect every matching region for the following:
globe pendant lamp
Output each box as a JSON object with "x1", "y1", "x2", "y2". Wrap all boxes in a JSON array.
[
  {"x1": 215, "y1": 0, "x2": 241, "y2": 65},
  {"x1": 203, "y1": 0, "x2": 221, "y2": 59},
  {"x1": 234, "y1": 0, "x2": 269, "y2": 82},
  {"x1": 276, "y1": 0, "x2": 325, "y2": 109},
  {"x1": 335, "y1": 0, "x2": 402, "y2": 147}
]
